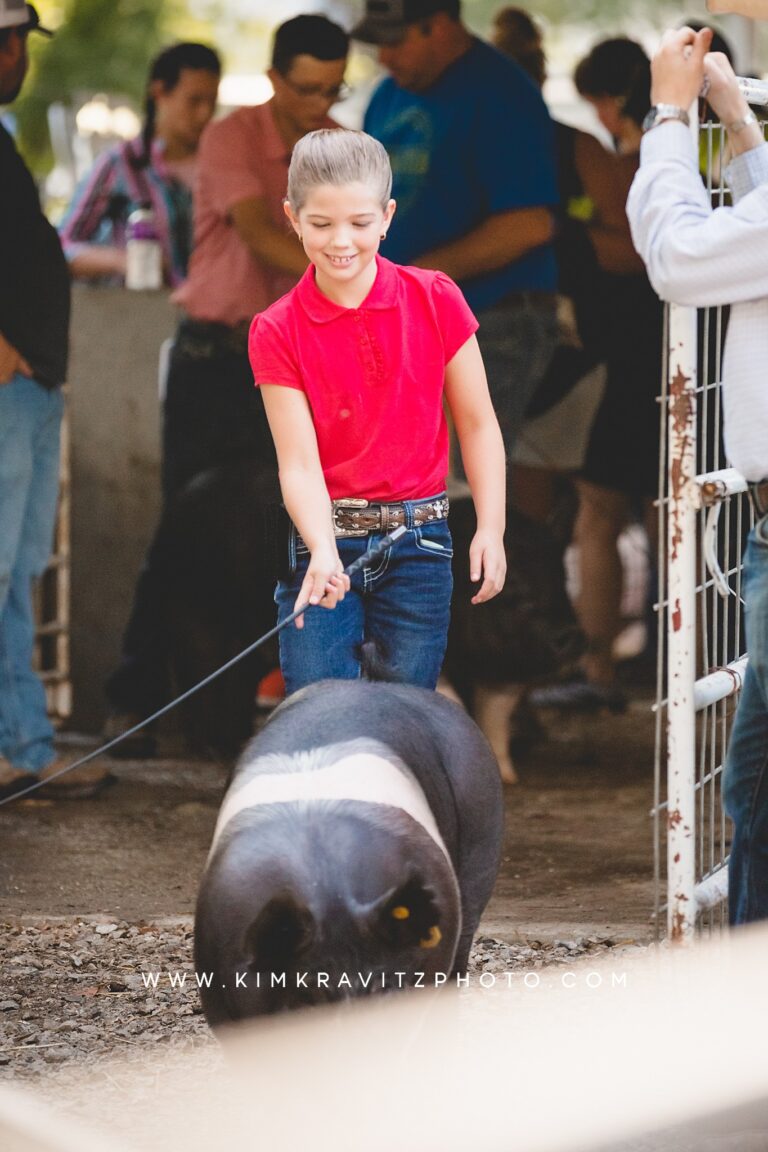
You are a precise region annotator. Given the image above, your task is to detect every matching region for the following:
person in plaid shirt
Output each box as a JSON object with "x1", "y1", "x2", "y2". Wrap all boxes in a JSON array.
[{"x1": 59, "y1": 41, "x2": 219, "y2": 287}]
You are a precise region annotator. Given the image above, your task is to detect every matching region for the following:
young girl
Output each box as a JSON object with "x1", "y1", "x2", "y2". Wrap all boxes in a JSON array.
[{"x1": 249, "y1": 129, "x2": 506, "y2": 694}]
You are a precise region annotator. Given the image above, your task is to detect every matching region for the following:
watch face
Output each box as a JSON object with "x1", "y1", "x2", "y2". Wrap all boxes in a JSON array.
[{"x1": 642, "y1": 108, "x2": 657, "y2": 133}]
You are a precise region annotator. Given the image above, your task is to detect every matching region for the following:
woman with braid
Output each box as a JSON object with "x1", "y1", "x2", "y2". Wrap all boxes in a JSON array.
[{"x1": 60, "y1": 42, "x2": 220, "y2": 286}]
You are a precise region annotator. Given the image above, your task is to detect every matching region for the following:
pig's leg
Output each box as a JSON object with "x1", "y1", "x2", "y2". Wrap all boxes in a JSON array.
[
  {"x1": 473, "y1": 684, "x2": 523, "y2": 785},
  {"x1": 451, "y1": 930, "x2": 475, "y2": 976}
]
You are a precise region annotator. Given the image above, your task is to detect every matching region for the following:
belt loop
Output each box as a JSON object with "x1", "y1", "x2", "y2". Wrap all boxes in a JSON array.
[
  {"x1": 403, "y1": 500, "x2": 415, "y2": 530},
  {"x1": 288, "y1": 522, "x2": 298, "y2": 573}
]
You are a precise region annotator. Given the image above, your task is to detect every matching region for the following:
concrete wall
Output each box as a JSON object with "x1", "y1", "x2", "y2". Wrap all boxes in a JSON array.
[{"x1": 67, "y1": 284, "x2": 177, "y2": 732}]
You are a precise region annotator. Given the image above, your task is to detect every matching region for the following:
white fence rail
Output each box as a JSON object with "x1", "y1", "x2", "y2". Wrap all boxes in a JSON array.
[{"x1": 654, "y1": 97, "x2": 765, "y2": 939}]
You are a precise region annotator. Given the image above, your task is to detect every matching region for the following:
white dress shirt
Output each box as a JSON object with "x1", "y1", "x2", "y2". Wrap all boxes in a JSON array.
[{"x1": 627, "y1": 120, "x2": 768, "y2": 481}]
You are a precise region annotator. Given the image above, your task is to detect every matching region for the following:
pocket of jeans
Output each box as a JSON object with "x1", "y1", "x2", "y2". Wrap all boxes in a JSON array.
[
  {"x1": 414, "y1": 522, "x2": 453, "y2": 558},
  {"x1": 754, "y1": 514, "x2": 768, "y2": 549}
]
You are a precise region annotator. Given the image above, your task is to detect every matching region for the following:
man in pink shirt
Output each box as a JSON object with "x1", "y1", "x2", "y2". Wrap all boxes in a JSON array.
[{"x1": 104, "y1": 14, "x2": 349, "y2": 748}]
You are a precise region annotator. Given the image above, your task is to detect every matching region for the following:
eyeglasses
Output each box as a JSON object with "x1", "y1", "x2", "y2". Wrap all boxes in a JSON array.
[{"x1": 278, "y1": 75, "x2": 352, "y2": 103}]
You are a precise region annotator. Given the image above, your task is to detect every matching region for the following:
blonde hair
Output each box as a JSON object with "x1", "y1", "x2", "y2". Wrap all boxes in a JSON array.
[{"x1": 287, "y1": 129, "x2": 393, "y2": 212}]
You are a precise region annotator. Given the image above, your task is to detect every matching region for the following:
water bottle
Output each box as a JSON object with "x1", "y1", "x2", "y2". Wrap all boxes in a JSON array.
[{"x1": 125, "y1": 202, "x2": 163, "y2": 290}]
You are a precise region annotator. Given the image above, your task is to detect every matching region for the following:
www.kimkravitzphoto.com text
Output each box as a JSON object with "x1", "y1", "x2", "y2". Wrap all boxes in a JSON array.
[{"x1": 139, "y1": 969, "x2": 629, "y2": 992}]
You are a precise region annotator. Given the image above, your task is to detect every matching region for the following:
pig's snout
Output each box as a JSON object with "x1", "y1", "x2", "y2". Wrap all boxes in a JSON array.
[{"x1": 242, "y1": 871, "x2": 446, "y2": 991}]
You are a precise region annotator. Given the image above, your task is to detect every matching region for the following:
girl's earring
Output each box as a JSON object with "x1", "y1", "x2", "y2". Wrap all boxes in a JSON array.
[{"x1": 380, "y1": 232, "x2": 387, "y2": 240}]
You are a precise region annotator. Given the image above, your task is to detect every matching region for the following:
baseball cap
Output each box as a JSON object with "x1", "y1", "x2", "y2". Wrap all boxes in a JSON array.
[
  {"x1": 352, "y1": 0, "x2": 454, "y2": 45},
  {"x1": 0, "y1": 1, "x2": 53, "y2": 36}
]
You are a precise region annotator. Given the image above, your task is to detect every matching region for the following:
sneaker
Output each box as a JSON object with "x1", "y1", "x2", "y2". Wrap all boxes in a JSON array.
[
  {"x1": 102, "y1": 712, "x2": 157, "y2": 759},
  {"x1": 256, "y1": 667, "x2": 286, "y2": 710},
  {"x1": 528, "y1": 677, "x2": 627, "y2": 714},
  {"x1": 0, "y1": 758, "x2": 37, "y2": 801},
  {"x1": 37, "y1": 755, "x2": 115, "y2": 799}
]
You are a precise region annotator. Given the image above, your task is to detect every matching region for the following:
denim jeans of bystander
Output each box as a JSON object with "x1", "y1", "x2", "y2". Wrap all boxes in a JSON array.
[
  {"x1": 275, "y1": 514, "x2": 454, "y2": 695},
  {"x1": 723, "y1": 513, "x2": 768, "y2": 923},
  {"x1": 0, "y1": 374, "x2": 63, "y2": 772}
]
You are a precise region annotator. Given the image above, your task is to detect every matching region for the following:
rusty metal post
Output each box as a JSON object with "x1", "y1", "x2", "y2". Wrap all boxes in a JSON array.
[{"x1": 666, "y1": 293, "x2": 698, "y2": 943}]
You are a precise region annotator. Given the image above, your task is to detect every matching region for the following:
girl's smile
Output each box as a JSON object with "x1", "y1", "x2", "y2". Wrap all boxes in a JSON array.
[{"x1": 286, "y1": 181, "x2": 396, "y2": 307}]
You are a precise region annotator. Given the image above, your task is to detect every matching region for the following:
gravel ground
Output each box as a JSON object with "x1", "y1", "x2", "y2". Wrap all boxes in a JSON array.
[
  {"x1": 5, "y1": 923, "x2": 766, "y2": 1152},
  {"x1": 0, "y1": 917, "x2": 642, "y2": 1088},
  {"x1": 0, "y1": 920, "x2": 209, "y2": 1076}
]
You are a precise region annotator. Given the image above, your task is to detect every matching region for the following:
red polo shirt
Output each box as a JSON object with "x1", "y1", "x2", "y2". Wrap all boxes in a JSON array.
[{"x1": 248, "y1": 256, "x2": 477, "y2": 502}]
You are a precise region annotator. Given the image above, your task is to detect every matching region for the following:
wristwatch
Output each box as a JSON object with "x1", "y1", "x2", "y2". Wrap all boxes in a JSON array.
[
  {"x1": 642, "y1": 104, "x2": 691, "y2": 134},
  {"x1": 727, "y1": 110, "x2": 758, "y2": 133}
]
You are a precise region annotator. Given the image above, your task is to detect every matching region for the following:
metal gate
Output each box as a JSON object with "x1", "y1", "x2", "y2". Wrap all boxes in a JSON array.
[{"x1": 34, "y1": 391, "x2": 72, "y2": 725}]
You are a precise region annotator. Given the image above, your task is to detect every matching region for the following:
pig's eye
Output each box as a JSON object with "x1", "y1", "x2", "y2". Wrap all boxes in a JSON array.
[
  {"x1": 391, "y1": 905, "x2": 410, "y2": 920},
  {"x1": 419, "y1": 925, "x2": 442, "y2": 949}
]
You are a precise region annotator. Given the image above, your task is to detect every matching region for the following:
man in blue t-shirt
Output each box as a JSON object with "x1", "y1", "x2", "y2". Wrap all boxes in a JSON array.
[{"x1": 357, "y1": 0, "x2": 559, "y2": 458}]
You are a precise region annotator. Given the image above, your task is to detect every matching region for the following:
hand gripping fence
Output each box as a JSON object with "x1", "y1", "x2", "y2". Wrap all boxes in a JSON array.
[{"x1": 0, "y1": 526, "x2": 408, "y2": 808}]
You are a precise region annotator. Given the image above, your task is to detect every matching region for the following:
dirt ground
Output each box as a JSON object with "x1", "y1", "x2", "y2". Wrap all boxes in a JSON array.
[
  {"x1": 3, "y1": 688, "x2": 717, "y2": 1151},
  {"x1": 0, "y1": 692, "x2": 657, "y2": 939}
]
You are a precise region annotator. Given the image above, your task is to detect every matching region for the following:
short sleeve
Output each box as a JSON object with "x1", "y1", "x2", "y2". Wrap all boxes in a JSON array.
[
  {"x1": 199, "y1": 115, "x2": 264, "y2": 217},
  {"x1": 248, "y1": 311, "x2": 304, "y2": 391},
  {"x1": 430, "y1": 272, "x2": 479, "y2": 362}
]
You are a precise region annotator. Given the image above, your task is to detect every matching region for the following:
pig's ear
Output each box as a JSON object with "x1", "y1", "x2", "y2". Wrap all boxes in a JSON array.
[
  {"x1": 245, "y1": 894, "x2": 316, "y2": 971},
  {"x1": 370, "y1": 874, "x2": 443, "y2": 950}
]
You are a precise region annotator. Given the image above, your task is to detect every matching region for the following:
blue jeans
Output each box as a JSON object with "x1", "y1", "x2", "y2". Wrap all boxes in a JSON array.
[
  {"x1": 0, "y1": 375, "x2": 63, "y2": 772},
  {"x1": 275, "y1": 511, "x2": 453, "y2": 695},
  {"x1": 724, "y1": 514, "x2": 768, "y2": 924}
]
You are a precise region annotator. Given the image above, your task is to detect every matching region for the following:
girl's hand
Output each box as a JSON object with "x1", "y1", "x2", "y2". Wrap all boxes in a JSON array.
[
  {"x1": 469, "y1": 530, "x2": 506, "y2": 605},
  {"x1": 293, "y1": 545, "x2": 350, "y2": 629}
]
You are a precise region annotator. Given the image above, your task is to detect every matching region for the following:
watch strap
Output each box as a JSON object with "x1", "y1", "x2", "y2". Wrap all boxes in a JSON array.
[
  {"x1": 643, "y1": 104, "x2": 691, "y2": 133},
  {"x1": 727, "y1": 110, "x2": 759, "y2": 133}
]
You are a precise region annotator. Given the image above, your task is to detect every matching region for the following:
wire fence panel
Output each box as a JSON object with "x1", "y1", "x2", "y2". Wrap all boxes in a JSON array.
[
  {"x1": 33, "y1": 391, "x2": 72, "y2": 725},
  {"x1": 654, "y1": 107, "x2": 762, "y2": 940}
]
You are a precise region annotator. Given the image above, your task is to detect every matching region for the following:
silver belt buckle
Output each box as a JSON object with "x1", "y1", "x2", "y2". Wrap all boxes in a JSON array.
[
  {"x1": 332, "y1": 497, "x2": 370, "y2": 538},
  {"x1": 417, "y1": 496, "x2": 449, "y2": 523}
]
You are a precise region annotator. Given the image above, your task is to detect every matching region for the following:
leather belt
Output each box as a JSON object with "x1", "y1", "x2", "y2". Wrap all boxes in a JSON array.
[
  {"x1": 748, "y1": 480, "x2": 768, "y2": 518},
  {"x1": 331, "y1": 496, "x2": 449, "y2": 538}
]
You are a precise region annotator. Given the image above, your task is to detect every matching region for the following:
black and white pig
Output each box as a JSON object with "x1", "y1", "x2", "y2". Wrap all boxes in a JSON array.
[{"x1": 194, "y1": 676, "x2": 503, "y2": 1025}]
